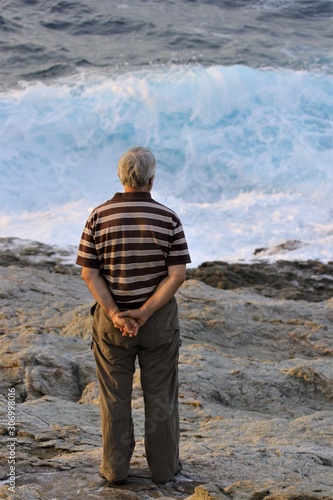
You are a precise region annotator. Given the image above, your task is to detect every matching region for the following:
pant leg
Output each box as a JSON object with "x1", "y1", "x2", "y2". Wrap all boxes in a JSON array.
[
  {"x1": 92, "y1": 304, "x2": 138, "y2": 482},
  {"x1": 138, "y1": 298, "x2": 181, "y2": 483}
]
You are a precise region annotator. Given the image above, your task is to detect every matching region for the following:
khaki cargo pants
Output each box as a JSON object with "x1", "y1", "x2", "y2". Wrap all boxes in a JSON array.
[{"x1": 91, "y1": 297, "x2": 180, "y2": 484}]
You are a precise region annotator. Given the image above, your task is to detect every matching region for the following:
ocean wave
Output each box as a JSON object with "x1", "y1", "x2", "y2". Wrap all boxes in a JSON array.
[
  {"x1": 1, "y1": 63, "x2": 332, "y2": 263},
  {"x1": 1, "y1": 64, "x2": 332, "y2": 207}
]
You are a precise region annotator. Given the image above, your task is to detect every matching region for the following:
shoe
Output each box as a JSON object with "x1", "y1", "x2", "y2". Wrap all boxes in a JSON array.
[
  {"x1": 109, "y1": 479, "x2": 126, "y2": 486},
  {"x1": 152, "y1": 476, "x2": 171, "y2": 485},
  {"x1": 99, "y1": 470, "x2": 126, "y2": 485},
  {"x1": 152, "y1": 461, "x2": 183, "y2": 484}
]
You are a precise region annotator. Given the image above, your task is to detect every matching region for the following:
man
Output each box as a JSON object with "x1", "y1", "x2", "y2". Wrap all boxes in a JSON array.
[{"x1": 76, "y1": 147, "x2": 191, "y2": 485}]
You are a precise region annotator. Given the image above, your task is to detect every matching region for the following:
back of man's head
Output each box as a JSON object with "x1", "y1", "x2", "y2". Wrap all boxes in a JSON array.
[{"x1": 118, "y1": 147, "x2": 156, "y2": 188}]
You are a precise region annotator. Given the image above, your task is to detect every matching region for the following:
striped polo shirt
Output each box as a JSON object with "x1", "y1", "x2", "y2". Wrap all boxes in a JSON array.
[{"x1": 76, "y1": 191, "x2": 191, "y2": 307}]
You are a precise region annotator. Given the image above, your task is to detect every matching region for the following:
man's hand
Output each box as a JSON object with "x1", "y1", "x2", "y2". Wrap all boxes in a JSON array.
[
  {"x1": 117, "y1": 308, "x2": 149, "y2": 329},
  {"x1": 111, "y1": 312, "x2": 139, "y2": 337}
]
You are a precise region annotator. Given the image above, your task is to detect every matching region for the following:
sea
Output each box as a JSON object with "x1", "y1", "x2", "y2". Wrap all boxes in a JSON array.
[{"x1": 0, "y1": 0, "x2": 332, "y2": 266}]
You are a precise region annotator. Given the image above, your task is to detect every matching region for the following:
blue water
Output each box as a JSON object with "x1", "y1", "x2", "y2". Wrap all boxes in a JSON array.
[{"x1": 0, "y1": 0, "x2": 332, "y2": 265}]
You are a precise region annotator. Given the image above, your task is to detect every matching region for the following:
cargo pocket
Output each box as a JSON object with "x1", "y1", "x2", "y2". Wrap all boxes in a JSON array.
[{"x1": 151, "y1": 297, "x2": 180, "y2": 331}]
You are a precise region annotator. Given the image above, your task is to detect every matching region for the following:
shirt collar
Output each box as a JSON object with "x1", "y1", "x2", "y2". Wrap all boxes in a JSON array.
[{"x1": 112, "y1": 192, "x2": 152, "y2": 201}]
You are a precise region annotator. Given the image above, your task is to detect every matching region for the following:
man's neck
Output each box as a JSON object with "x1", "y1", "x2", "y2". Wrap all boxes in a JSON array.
[{"x1": 123, "y1": 184, "x2": 152, "y2": 193}]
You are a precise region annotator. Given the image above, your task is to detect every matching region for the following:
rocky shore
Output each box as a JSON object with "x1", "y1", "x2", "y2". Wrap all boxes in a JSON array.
[{"x1": 0, "y1": 238, "x2": 332, "y2": 500}]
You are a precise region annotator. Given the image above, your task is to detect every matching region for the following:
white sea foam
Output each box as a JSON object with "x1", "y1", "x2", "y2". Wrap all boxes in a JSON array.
[{"x1": 0, "y1": 65, "x2": 332, "y2": 265}]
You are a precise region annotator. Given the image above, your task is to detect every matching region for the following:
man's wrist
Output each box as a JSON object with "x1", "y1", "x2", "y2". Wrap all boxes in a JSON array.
[
  {"x1": 140, "y1": 304, "x2": 151, "y2": 320},
  {"x1": 109, "y1": 308, "x2": 120, "y2": 320}
]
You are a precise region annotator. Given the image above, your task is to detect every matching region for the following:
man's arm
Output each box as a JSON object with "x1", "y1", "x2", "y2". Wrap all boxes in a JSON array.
[
  {"x1": 81, "y1": 267, "x2": 139, "y2": 337},
  {"x1": 118, "y1": 264, "x2": 186, "y2": 327}
]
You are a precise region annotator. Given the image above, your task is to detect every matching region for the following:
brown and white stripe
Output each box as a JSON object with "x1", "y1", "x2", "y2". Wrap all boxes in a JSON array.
[{"x1": 76, "y1": 192, "x2": 191, "y2": 307}]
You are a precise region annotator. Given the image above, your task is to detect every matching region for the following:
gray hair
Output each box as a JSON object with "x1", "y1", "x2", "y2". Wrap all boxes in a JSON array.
[{"x1": 118, "y1": 147, "x2": 156, "y2": 188}]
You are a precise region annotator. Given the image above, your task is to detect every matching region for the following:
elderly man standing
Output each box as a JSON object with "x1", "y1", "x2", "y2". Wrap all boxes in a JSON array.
[{"x1": 76, "y1": 147, "x2": 191, "y2": 485}]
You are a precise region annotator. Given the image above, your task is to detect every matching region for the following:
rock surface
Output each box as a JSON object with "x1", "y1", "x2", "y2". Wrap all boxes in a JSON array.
[
  {"x1": 0, "y1": 238, "x2": 332, "y2": 500},
  {"x1": 186, "y1": 260, "x2": 333, "y2": 303}
]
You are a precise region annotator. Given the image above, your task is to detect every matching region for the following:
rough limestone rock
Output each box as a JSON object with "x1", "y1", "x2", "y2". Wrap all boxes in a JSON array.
[
  {"x1": 0, "y1": 238, "x2": 332, "y2": 500},
  {"x1": 187, "y1": 483, "x2": 230, "y2": 500}
]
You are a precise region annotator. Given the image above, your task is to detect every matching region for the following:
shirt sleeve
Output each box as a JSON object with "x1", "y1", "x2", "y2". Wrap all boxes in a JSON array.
[
  {"x1": 166, "y1": 216, "x2": 191, "y2": 267},
  {"x1": 76, "y1": 215, "x2": 100, "y2": 268}
]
